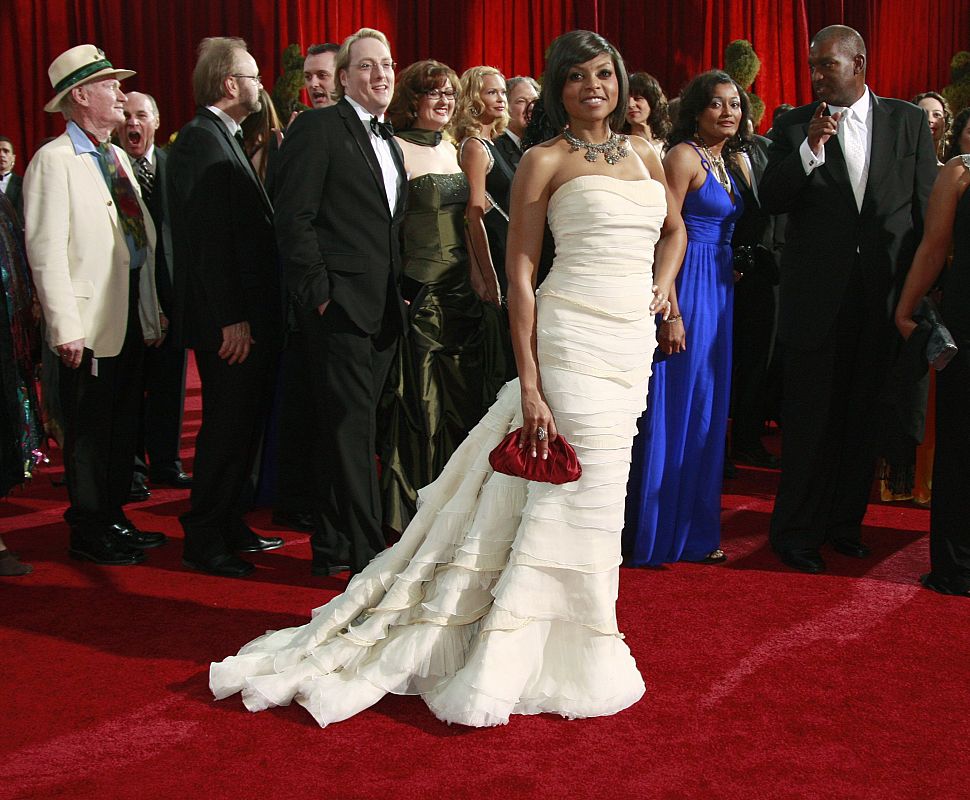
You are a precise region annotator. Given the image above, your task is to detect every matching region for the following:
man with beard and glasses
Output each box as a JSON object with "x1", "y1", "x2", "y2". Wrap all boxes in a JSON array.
[{"x1": 167, "y1": 37, "x2": 284, "y2": 578}]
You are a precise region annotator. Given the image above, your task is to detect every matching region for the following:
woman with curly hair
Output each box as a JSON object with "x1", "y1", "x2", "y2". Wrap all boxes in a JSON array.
[
  {"x1": 623, "y1": 71, "x2": 671, "y2": 158},
  {"x1": 943, "y1": 107, "x2": 970, "y2": 162},
  {"x1": 453, "y1": 65, "x2": 514, "y2": 304},
  {"x1": 377, "y1": 60, "x2": 507, "y2": 532},
  {"x1": 624, "y1": 70, "x2": 750, "y2": 566}
]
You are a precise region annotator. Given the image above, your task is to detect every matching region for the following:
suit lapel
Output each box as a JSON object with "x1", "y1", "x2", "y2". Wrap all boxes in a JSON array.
[
  {"x1": 818, "y1": 122, "x2": 858, "y2": 213},
  {"x1": 79, "y1": 150, "x2": 120, "y2": 231},
  {"x1": 337, "y1": 100, "x2": 390, "y2": 215},
  {"x1": 861, "y1": 94, "x2": 892, "y2": 217},
  {"x1": 199, "y1": 108, "x2": 273, "y2": 214}
]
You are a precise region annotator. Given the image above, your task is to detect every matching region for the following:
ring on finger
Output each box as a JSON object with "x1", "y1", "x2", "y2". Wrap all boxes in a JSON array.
[{"x1": 536, "y1": 427, "x2": 546, "y2": 441}]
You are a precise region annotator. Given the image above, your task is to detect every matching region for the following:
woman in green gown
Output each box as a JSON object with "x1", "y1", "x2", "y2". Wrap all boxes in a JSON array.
[{"x1": 379, "y1": 60, "x2": 507, "y2": 533}]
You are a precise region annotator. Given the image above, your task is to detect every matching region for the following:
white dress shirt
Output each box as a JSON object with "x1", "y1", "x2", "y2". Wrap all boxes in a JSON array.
[
  {"x1": 345, "y1": 95, "x2": 400, "y2": 214},
  {"x1": 206, "y1": 105, "x2": 241, "y2": 137},
  {"x1": 799, "y1": 87, "x2": 872, "y2": 210},
  {"x1": 0, "y1": 172, "x2": 11, "y2": 194}
]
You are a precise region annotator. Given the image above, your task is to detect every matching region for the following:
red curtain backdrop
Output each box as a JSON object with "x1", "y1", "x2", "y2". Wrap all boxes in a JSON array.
[{"x1": 2, "y1": 0, "x2": 967, "y2": 161}]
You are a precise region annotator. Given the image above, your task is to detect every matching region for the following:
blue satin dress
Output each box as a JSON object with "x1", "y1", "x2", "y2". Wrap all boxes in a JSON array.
[{"x1": 623, "y1": 151, "x2": 742, "y2": 565}]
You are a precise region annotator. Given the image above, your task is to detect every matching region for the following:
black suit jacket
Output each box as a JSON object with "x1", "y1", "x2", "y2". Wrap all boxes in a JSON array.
[
  {"x1": 143, "y1": 148, "x2": 175, "y2": 316},
  {"x1": 728, "y1": 135, "x2": 775, "y2": 274},
  {"x1": 272, "y1": 99, "x2": 408, "y2": 336},
  {"x1": 166, "y1": 107, "x2": 280, "y2": 350},
  {"x1": 760, "y1": 95, "x2": 937, "y2": 348},
  {"x1": 3, "y1": 173, "x2": 23, "y2": 222},
  {"x1": 494, "y1": 132, "x2": 523, "y2": 170}
]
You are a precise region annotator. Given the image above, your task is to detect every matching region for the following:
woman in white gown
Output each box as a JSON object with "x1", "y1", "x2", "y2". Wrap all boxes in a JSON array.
[{"x1": 210, "y1": 30, "x2": 687, "y2": 728}]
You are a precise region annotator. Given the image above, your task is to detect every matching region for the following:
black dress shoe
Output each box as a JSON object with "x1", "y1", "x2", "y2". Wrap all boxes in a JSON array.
[
  {"x1": 732, "y1": 447, "x2": 781, "y2": 469},
  {"x1": 182, "y1": 553, "x2": 254, "y2": 578},
  {"x1": 70, "y1": 535, "x2": 147, "y2": 566},
  {"x1": 233, "y1": 533, "x2": 284, "y2": 553},
  {"x1": 830, "y1": 537, "x2": 871, "y2": 558},
  {"x1": 311, "y1": 562, "x2": 350, "y2": 576},
  {"x1": 779, "y1": 548, "x2": 826, "y2": 574},
  {"x1": 128, "y1": 484, "x2": 151, "y2": 502},
  {"x1": 150, "y1": 469, "x2": 193, "y2": 488},
  {"x1": 271, "y1": 510, "x2": 315, "y2": 532},
  {"x1": 110, "y1": 523, "x2": 168, "y2": 549}
]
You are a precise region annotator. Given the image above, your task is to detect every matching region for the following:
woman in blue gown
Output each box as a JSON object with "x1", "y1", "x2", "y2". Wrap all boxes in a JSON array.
[{"x1": 623, "y1": 70, "x2": 750, "y2": 566}]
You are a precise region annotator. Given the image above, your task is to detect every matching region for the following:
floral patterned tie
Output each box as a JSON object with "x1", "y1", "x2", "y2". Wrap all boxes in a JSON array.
[{"x1": 92, "y1": 140, "x2": 148, "y2": 250}]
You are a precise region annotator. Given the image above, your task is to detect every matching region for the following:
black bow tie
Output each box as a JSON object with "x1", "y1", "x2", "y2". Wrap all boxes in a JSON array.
[{"x1": 369, "y1": 117, "x2": 394, "y2": 140}]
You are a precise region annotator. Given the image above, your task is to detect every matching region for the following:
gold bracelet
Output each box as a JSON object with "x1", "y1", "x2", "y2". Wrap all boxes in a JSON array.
[{"x1": 663, "y1": 314, "x2": 683, "y2": 324}]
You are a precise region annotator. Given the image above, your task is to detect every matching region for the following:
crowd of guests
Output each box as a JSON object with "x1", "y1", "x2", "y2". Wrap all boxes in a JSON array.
[{"x1": 1, "y1": 24, "x2": 969, "y2": 601}]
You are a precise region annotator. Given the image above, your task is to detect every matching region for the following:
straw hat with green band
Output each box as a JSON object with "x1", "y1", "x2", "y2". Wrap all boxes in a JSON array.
[{"x1": 44, "y1": 44, "x2": 135, "y2": 113}]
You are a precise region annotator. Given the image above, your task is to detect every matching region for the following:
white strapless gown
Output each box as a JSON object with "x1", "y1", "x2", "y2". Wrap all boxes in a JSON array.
[{"x1": 210, "y1": 175, "x2": 667, "y2": 727}]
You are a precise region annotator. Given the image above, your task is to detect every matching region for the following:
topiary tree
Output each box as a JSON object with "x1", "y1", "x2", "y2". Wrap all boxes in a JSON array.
[
  {"x1": 271, "y1": 44, "x2": 310, "y2": 120},
  {"x1": 941, "y1": 51, "x2": 970, "y2": 115},
  {"x1": 724, "y1": 39, "x2": 765, "y2": 127}
]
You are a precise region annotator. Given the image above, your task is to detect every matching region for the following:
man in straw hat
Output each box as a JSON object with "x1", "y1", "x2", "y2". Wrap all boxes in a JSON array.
[{"x1": 24, "y1": 44, "x2": 165, "y2": 566}]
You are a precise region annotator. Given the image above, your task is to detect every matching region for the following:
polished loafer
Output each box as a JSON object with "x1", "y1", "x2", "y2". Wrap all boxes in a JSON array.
[
  {"x1": 234, "y1": 534, "x2": 284, "y2": 553},
  {"x1": 70, "y1": 536, "x2": 147, "y2": 566},
  {"x1": 128, "y1": 484, "x2": 151, "y2": 502},
  {"x1": 110, "y1": 523, "x2": 168, "y2": 549},
  {"x1": 182, "y1": 554, "x2": 255, "y2": 578},
  {"x1": 150, "y1": 470, "x2": 193, "y2": 488},
  {"x1": 311, "y1": 563, "x2": 350, "y2": 577},
  {"x1": 271, "y1": 510, "x2": 315, "y2": 532},
  {"x1": 831, "y1": 538, "x2": 871, "y2": 559},
  {"x1": 779, "y1": 548, "x2": 826, "y2": 574}
]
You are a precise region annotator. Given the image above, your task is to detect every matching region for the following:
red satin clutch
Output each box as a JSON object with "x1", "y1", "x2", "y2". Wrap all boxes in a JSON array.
[{"x1": 488, "y1": 428, "x2": 582, "y2": 484}]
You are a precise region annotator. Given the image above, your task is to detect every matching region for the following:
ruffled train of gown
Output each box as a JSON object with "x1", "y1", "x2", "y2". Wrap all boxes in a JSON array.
[{"x1": 210, "y1": 175, "x2": 667, "y2": 727}]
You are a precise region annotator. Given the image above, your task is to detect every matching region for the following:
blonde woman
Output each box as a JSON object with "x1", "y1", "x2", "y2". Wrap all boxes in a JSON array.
[{"x1": 453, "y1": 66, "x2": 513, "y2": 304}]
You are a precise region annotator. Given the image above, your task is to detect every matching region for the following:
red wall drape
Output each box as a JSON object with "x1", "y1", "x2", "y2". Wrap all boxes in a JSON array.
[{"x1": 2, "y1": 0, "x2": 967, "y2": 161}]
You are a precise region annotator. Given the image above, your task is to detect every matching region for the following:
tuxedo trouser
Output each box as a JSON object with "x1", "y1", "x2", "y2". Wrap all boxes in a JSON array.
[
  {"x1": 296, "y1": 301, "x2": 396, "y2": 574},
  {"x1": 731, "y1": 274, "x2": 776, "y2": 451},
  {"x1": 273, "y1": 329, "x2": 317, "y2": 515},
  {"x1": 181, "y1": 317, "x2": 277, "y2": 562},
  {"x1": 134, "y1": 337, "x2": 188, "y2": 478},
  {"x1": 770, "y1": 256, "x2": 895, "y2": 552},
  {"x1": 60, "y1": 271, "x2": 145, "y2": 543}
]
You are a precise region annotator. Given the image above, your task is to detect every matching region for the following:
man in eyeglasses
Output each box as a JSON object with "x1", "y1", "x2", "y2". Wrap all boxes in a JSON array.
[
  {"x1": 273, "y1": 27, "x2": 408, "y2": 577},
  {"x1": 167, "y1": 36, "x2": 284, "y2": 578}
]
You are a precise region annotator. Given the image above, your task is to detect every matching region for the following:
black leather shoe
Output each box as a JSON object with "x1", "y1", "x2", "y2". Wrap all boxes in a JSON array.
[
  {"x1": 150, "y1": 469, "x2": 193, "y2": 488},
  {"x1": 233, "y1": 533, "x2": 284, "y2": 553},
  {"x1": 271, "y1": 510, "x2": 315, "y2": 532},
  {"x1": 311, "y1": 562, "x2": 350, "y2": 576},
  {"x1": 779, "y1": 548, "x2": 825, "y2": 574},
  {"x1": 128, "y1": 484, "x2": 151, "y2": 502},
  {"x1": 732, "y1": 447, "x2": 781, "y2": 469},
  {"x1": 182, "y1": 553, "x2": 254, "y2": 578},
  {"x1": 831, "y1": 537, "x2": 871, "y2": 558},
  {"x1": 70, "y1": 535, "x2": 147, "y2": 566},
  {"x1": 110, "y1": 523, "x2": 168, "y2": 549}
]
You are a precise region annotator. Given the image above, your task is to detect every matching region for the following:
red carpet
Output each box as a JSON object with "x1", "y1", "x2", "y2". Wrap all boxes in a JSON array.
[{"x1": 2, "y1": 358, "x2": 968, "y2": 800}]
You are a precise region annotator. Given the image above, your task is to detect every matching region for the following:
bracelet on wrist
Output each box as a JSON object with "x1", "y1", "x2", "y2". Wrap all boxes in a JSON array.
[{"x1": 663, "y1": 314, "x2": 683, "y2": 324}]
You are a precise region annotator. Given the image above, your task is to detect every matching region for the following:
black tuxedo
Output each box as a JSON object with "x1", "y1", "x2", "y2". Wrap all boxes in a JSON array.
[
  {"x1": 2, "y1": 173, "x2": 22, "y2": 222},
  {"x1": 760, "y1": 93, "x2": 936, "y2": 553},
  {"x1": 494, "y1": 132, "x2": 523, "y2": 169},
  {"x1": 133, "y1": 147, "x2": 188, "y2": 480},
  {"x1": 167, "y1": 107, "x2": 282, "y2": 561},
  {"x1": 273, "y1": 98, "x2": 407, "y2": 573},
  {"x1": 727, "y1": 136, "x2": 778, "y2": 453}
]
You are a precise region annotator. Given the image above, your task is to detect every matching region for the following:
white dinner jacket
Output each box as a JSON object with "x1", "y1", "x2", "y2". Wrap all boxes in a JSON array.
[{"x1": 24, "y1": 131, "x2": 161, "y2": 357}]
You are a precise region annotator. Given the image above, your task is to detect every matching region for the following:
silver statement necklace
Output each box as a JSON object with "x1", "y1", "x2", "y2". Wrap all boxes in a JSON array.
[
  {"x1": 563, "y1": 127, "x2": 629, "y2": 165},
  {"x1": 695, "y1": 137, "x2": 732, "y2": 193}
]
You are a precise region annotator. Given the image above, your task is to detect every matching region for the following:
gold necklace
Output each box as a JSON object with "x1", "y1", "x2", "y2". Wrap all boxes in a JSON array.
[{"x1": 694, "y1": 138, "x2": 732, "y2": 193}]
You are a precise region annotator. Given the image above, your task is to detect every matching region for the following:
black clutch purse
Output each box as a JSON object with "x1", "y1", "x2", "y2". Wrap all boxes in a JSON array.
[{"x1": 915, "y1": 297, "x2": 958, "y2": 371}]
